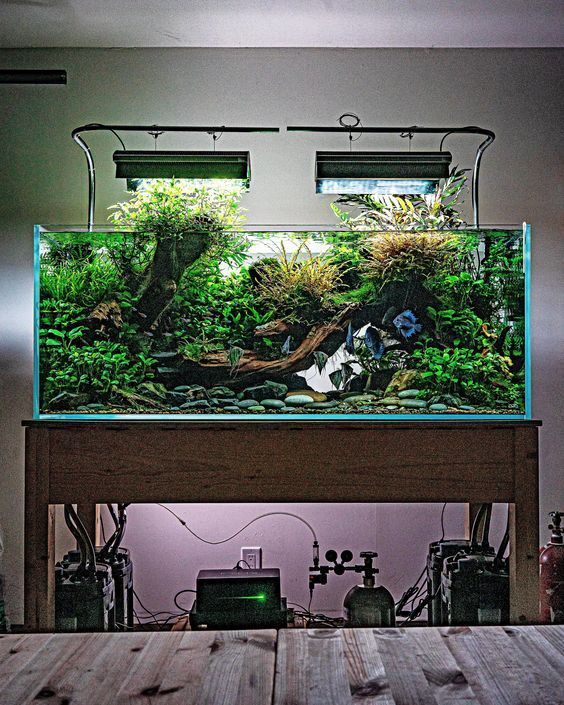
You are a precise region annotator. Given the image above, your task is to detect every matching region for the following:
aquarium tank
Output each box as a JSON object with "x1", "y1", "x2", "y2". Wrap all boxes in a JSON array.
[{"x1": 34, "y1": 179, "x2": 530, "y2": 420}]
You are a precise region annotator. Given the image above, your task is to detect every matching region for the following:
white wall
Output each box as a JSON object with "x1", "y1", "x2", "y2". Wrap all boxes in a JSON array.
[{"x1": 0, "y1": 48, "x2": 563, "y2": 623}]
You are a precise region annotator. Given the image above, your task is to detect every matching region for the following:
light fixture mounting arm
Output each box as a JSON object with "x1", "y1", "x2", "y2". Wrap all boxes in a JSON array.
[
  {"x1": 287, "y1": 124, "x2": 495, "y2": 227},
  {"x1": 71, "y1": 123, "x2": 280, "y2": 230}
]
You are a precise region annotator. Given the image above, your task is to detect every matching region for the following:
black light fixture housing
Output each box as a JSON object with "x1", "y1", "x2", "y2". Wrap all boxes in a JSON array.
[
  {"x1": 0, "y1": 69, "x2": 67, "y2": 84},
  {"x1": 315, "y1": 150, "x2": 452, "y2": 195},
  {"x1": 113, "y1": 149, "x2": 250, "y2": 187}
]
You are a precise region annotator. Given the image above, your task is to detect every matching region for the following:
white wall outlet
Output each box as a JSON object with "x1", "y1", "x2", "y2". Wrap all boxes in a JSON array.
[{"x1": 241, "y1": 547, "x2": 262, "y2": 569}]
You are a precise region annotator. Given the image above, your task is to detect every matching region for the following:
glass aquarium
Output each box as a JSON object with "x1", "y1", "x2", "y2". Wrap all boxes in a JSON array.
[{"x1": 34, "y1": 224, "x2": 530, "y2": 420}]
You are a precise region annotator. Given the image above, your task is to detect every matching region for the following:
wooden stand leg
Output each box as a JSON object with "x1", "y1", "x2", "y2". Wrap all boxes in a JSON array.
[
  {"x1": 24, "y1": 428, "x2": 55, "y2": 632},
  {"x1": 509, "y1": 427, "x2": 540, "y2": 623},
  {"x1": 464, "y1": 503, "x2": 482, "y2": 539}
]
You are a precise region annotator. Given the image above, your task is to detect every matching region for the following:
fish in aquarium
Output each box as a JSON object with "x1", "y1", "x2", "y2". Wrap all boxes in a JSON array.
[{"x1": 35, "y1": 179, "x2": 528, "y2": 419}]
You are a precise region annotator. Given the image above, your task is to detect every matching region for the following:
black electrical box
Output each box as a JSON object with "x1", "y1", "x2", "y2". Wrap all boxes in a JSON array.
[{"x1": 190, "y1": 568, "x2": 287, "y2": 630}]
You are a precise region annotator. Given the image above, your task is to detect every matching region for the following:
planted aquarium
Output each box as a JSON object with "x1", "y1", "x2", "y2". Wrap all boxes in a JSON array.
[{"x1": 34, "y1": 180, "x2": 530, "y2": 420}]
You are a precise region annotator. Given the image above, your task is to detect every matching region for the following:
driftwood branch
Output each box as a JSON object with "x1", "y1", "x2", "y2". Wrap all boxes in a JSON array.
[{"x1": 178, "y1": 305, "x2": 358, "y2": 388}]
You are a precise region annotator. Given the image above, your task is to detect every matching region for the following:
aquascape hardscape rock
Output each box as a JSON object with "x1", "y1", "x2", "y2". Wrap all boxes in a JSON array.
[
  {"x1": 286, "y1": 390, "x2": 327, "y2": 402},
  {"x1": 399, "y1": 399, "x2": 428, "y2": 409},
  {"x1": 261, "y1": 399, "x2": 286, "y2": 409},
  {"x1": 242, "y1": 381, "x2": 288, "y2": 401},
  {"x1": 284, "y1": 394, "x2": 316, "y2": 406},
  {"x1": 304, "y1": 400, "x2": 339, "y2": 410},
  {"x1": 429, "y1": 403, "x2": 449, "y2": 411},
  {"x1": 343, "y1": 394, "x2": 378, "y2": 405},
  {"x1": 397, "y1": 389, "x2": 421, "y2": 399}
]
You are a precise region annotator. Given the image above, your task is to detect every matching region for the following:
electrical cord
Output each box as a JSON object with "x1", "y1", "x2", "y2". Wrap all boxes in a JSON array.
[
  {"x1": 156, "y1": 504, "x2": 318, "y2": 544},
  {"x1": 234, "y1": 559, "x2": 251, "y2": 569},
  {"x1": 64, "y1": 504, "x2": 97, "y2": 576},
  {"x1": 173, "y1": 588, "x2": 197, "y2": 613}
]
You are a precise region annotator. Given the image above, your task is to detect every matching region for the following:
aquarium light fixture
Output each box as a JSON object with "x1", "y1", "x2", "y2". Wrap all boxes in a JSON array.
[
  {"x1": 113, "y1": 150, "x2": 250, "y2": 189},
  {"x1": 72, "y1": 123, "x2": 279, "y2": 230},
  {"x1": 287, "y1": 122, "x2": 495, "y2": 227},
  {"x1": 315, "y1": 151, "x2": 451, "y2": 195}
]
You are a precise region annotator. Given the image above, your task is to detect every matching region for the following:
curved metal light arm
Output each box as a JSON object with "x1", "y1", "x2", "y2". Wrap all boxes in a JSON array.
[
  {"x1": 287, "y1": 124, "x2": 496, "y2": 228},
  {"x1": 71, "y1": 123, "x2": 280, "y2": 230}
]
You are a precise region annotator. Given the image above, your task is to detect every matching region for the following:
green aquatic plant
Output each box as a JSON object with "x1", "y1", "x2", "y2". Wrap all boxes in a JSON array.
[
  {"x1": 108, "y1": 179, "x2": 246, "y2": 329},
  {"x1": 331, "y1": 169, "x2": 468, "y2": 231},
  {"x1": 363, "y1": 230, "x2": 461, "y2": 289},
  {"x1": 43, "y1": 340, "x2": 156, "y2": 404},
  {"x1": 411, "y1": 342, "x2": 519, "y2": 407},
  {"x1": 253, "y1": 241, "x2": 345, "y2": 322},
  {"x1": 40, "y1": 257, "x2": 124, "y2": 308}
]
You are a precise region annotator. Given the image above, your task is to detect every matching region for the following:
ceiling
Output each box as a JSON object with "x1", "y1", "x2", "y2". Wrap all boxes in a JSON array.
[{"x1": 0, "y1": 0, "x2": 562, "y2": 48}]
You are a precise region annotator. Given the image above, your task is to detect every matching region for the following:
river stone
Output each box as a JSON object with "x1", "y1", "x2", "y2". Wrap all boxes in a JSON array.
[
  {"x1": 242, "y1": 384, "x2": 277, "y2": 401},
  {"x1": 399, "y1": 399, "x2": 428, "y2": 409},
  {"x1": 180, "y1": 399, "x2": 211, "y2": 409},
  {"x1": 156, "y1": 366, "x2": 177, "y2": 377},
  {"x1": 86, "y1": 403, "x2": 106, "y2": 410},
  {"x1": 248, "y1": 405, "x2": 266, "y2": 412},
  {"x1": 397, "y1": 388, "x2": 420, "y2": 399},
  {"x1": 284, "y1": 394, "x2": 315, "y2": 406},
  {"x1": 459, "y1": 405, "x2": 476, "y2": 411},
  {"x1": 261, "y1": 399, "x2": 286, "y2": 409},
  {"x1": 214, "y1": 397, "x2": 239, "y2": 407},
  {"x1": 223, "y1": 406, "x2": 241, "y2": 413},
  {"x1": 286, "y1": 390, "x2": 327, "y2": 402},
  {"x1": 378, "y1": 397, "x2": 401, "y2": 405},
  {"x1": 429, "y1": 403, "x2": 449, "y2": 411},
  {"x1": 209, "y1": 386, "x2": 236, "y2": 398},
  {"x1": 304, "y1": 401, "x2": 339, "y2": 410},
  {"x1": 151, "y1": 351, "x2": 178, "y2": 360},
  {"x1": 385, "y1": 369, "x2": 420, "y2": 395},
  {"x1": 264, "y1": 380, "x2": 288, "y2": 398},
  {"x1": 237, "y1": 399, "x2": 259, "y2": 409},
  {"x1": 49, "y1": 392, "x2": 90, "y2": 409},
  {"x1": 386, "y1": 405, "x2": 399, "y2": 410},
  {"x1": 343, "y1": 394, "x2": 377, "y2": 404},
  {"x1": 165, "y1": 391, "x2": 188, "y2": 405}
]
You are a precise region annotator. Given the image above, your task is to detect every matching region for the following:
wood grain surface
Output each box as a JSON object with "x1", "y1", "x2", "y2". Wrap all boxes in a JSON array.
[
  {"x1": 1, "y1": 626, "x2": 561, "y2": 705},
  {"x1": 0, "y1": 630, "x2": 276, "y2": 705},
  {"x1": 43, "y1": 423, "x2": 518, "y2": 503},
  {"x1": 274, "y1": 626, "x2": 564, "y2": 705}
]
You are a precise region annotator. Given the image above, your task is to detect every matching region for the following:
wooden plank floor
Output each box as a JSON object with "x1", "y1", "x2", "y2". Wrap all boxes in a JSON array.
[
  {"x1": 0, "y1": 626, "x2": 562, "y2": 705},
  {"x1": 274, "y1": 626, "x2": 564, "y2": 705},
  {"x1": 0, "y1": 630, "x2": 276, "y2": 705}
]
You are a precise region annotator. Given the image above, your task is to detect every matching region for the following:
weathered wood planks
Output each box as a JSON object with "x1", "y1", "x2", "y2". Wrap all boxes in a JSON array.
[
  {"x1": 274, "y1": 626, "x2": 564, "y2": 705},
  {"x1": 0, "y1": 630, "x2": 276, "y2": 705}
]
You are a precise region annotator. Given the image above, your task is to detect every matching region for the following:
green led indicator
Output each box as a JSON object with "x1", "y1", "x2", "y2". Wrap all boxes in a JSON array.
[{"x1": 219, "y1": 593, "x2": 267, "y2": 602}]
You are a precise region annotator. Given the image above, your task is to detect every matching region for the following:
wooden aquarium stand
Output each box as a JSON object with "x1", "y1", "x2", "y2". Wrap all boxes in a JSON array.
[{"x1": 22, "y1": 419, "x2": 541, "y2": 631}]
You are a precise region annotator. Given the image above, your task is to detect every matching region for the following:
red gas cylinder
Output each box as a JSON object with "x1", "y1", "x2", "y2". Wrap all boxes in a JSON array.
[{"x1": 540, "y1": 512, "x2": 564, "y2": 623}]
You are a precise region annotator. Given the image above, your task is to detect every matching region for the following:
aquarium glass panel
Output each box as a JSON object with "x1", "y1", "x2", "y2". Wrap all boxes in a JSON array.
[{"x1": 34, "y1": 225, "x2": 530, "y2": 420}]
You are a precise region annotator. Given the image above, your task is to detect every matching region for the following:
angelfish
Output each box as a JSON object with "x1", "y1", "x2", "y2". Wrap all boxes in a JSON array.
[
  {"x1": 345, "y1": 322, "x2": 355, "y2": 355},
  {"x1": 281, "y1": 335, "x2": 292, "y2": 355},
  {"x1": 392, "y1": 310, "x2": 422, "y2": 339},
  {"x1": 364, "y1": 326, "x2": 385, "y2": 360}
]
